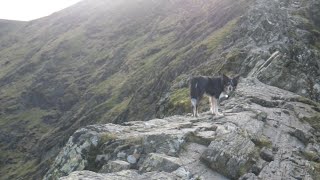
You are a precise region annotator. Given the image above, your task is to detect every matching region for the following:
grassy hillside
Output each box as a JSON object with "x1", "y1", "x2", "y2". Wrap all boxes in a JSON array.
[{"x1": 0, "y1": 0, "x2": 252, "y2": 179}]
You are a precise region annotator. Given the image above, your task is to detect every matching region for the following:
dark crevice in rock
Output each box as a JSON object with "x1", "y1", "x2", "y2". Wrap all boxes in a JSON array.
[
  {"x1": 248, "y1": 97, "x2": 280, "y2": 108},
  {"x1": 186, "y1": 132, "x2": 212, "y2": 146},
  {"x1": 289, "y1": 128, "x2": 312, "y2": 145},
  {"x1": 259, "y1": 148, "x2": 274, "y2": 162}
]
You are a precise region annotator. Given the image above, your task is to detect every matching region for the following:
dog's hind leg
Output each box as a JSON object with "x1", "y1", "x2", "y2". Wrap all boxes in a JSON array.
[
  {"x1": 196, "y1": 105, "x2": 199, "y2": 117},
  {"x1": 191, "y1": 98, "x2": 198, "y2": 117}
]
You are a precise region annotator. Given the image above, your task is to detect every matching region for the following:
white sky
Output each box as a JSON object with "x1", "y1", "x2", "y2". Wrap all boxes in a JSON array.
[{"x1": 0, "y1": 0, "x2": 83, "y2": 21}]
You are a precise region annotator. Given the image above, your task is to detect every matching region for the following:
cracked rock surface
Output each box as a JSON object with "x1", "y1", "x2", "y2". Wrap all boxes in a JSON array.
[{"x1": 45, "y1": 78, "x2": 320, "y2": 180}]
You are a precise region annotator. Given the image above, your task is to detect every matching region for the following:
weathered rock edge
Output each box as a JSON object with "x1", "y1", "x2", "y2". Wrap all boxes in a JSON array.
[{"x1": 45, "y1": 78, "x2": 320, "y2": 180}]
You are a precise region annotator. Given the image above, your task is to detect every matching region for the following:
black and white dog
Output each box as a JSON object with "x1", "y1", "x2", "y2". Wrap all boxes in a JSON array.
[{"x1": 189, "y1": 74, "x2": 239, "y2": 117}]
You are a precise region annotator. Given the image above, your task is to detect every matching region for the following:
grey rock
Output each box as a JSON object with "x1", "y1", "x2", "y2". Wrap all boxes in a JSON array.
[
  {"x1": 59, "y1": 170, "x2": 180, "y2": 180},
  {"x1": 201, "y1": 128, "x2": 256, "y2": 179},
  {"x1": 95, "y1": 155, "x2": 110, "y2": 163},
  {"x1": 142, "y1": 132, "x2": 186, "y2": 157},
  {"x1": 225, "y1": 0, "x2": 320, "y2": 102},
  {"x1": 117, "y1": 152, "x2": 126, "y2": 159},
  {"x1": 289, "y1": 128, "x2": 311, "y2": 144},
  {"x1": 178, "y1": 142, "x2": 228, "y2": 180},
  {"x1": 127, "y1": 155, "x2": 137, "y2": 164},
  {"x1": 139, "y1": 153, "x2": 181, "y2": 173},
  {"x1": 258, "y1": 155, "x2": 313, "y2": 180},
  {"x1": 256, "y1": 111, "x2": 268, "y2": 122},
  {"x1": 44, "y1": 127, "x2": 108, "y2": 179},
  {"x1": 314, "y1": 83, "x2": 320, "y2": 93},
  {"x1": 99, "y1": 160, "x2": 130, "y2": 173},
  {"x1": 239, "y1": 173, "x2": 258, "y2": 180},
  {"x1": 259, "y1": 148, "x2": 274, "y2": 162},
  {"x1": 59, "y1": 170, "x2": 108, "y2": 180},
  {"x1": 172, "y1": 167, "x2": 191, "y2": 179},
  {"x1": 251, "y1": 158, "x2": 267, "y2": 175}
]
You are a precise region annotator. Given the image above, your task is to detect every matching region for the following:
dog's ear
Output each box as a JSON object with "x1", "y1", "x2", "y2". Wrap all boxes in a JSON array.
[
  {"x1": 222, "y1": 74, "x2": 229, "y2": 80},
  {"x1": 222, "y1": 74, "x2": 230, "y2": 84},
  {"x1": 232, "y1": 75, "x2": 240, "y2": 86}
]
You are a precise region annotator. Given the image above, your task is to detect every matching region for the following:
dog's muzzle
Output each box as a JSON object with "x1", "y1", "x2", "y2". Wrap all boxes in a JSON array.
[{"x1": 219, "y1": 92, "x2": 229, "y2": 101}]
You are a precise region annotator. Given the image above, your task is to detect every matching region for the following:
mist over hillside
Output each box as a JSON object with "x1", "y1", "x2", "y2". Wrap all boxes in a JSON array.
[{"x1": 0, "y1": 0, "x2": 319, "y2": 179}]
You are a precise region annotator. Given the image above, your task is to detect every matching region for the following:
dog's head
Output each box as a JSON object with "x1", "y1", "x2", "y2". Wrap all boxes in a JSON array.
[{"x1": 222, "y1": 74, "x2": 240, "y2": 95}]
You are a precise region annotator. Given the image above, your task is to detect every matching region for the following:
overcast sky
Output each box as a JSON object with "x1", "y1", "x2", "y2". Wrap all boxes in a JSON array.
[{"x1": 0, "y1": 0, "x2": 83, "y2": 21}]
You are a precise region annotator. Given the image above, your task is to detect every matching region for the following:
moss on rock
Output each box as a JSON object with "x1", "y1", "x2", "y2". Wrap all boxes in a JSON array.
[{"x1": 167, "y1": 88, "x2": 191, "y2": 114}]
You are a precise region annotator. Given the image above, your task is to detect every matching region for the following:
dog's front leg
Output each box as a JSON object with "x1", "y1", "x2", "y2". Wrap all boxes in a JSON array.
[
  {"x1": 209, "y1": 96, "x2": 215, "y2": 115},
  {"x1": 212, "y1": 97, "x2": 223, "y2": 116},
  {"x1": 209, "y1": 96, "x2": 214, "y2": 114},
  {"x1": 215, "y1": 101, "x2": 223, "y2": 116}
]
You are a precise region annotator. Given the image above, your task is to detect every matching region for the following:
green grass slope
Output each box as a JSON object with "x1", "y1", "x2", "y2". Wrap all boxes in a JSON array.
[{"x1": 0, "y1": 0, "x2": 252, "y2": 178}]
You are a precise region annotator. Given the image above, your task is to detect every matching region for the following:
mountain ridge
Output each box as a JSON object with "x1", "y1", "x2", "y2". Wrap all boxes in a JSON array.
[
  {"x1": 45, "y1": 77, "x2": 320, "y2": 180},
  {"x1": 0, "y1": 0, "x2": 319, "y2": 179}
]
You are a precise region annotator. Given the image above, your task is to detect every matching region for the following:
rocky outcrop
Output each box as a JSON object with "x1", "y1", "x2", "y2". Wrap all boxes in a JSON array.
[
  {"x1": 201, "y1": 127, "x2": 256, "y2": 179},
  {"x1": 220, "y1": 0, "x2": 320, "y2": 101},
  {"x1": 45, "y1": 78, "x2": 320, "y2": 180}
]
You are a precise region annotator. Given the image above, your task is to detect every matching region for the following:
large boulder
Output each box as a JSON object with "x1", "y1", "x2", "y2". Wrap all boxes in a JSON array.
[
  {"x1": 139, "y1": 153, "x2": 182, "y2": 173},
  {"x1": 99, "y1": 160, "x2": 130, "y2": 173},
  {"x1": 201, "y1": 128, "x2": 256, "y2": 179}
]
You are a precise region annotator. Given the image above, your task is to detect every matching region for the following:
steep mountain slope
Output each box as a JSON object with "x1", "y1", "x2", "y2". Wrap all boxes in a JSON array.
[
  {"x1": 0, "y1": 19, "x2": 25, "y2": 39},
  {"x1": 0, "y1": 0, "x2": 319, "y2": 179},
  {"x1": 0, "y1": 0, "x2": 251, "y2": 179}
]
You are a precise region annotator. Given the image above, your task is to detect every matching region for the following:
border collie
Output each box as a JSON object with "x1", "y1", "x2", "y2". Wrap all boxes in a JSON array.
[{"x1": 190, "y1": 74, "x2": 239, "y2": 117}]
